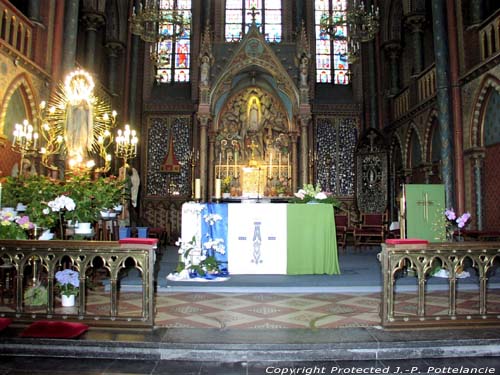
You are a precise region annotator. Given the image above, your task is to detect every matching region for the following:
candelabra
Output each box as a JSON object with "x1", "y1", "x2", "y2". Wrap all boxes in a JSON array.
[
  {"x1": 320, "y1": 0, "x2": 379, "y2": 63},
  {"x1": 187, "y1": 148, "x2": 199, "y2": 200},
  {"x1": 12, "y1": 119, "x2": 39, "y2": 174},
  {"x1": 94, "y1": 111, "x2": 117, "y2": 173},
  {"x1": 115, "y1": 124, "x2": 138, "y2": 168},
  {"x1": 130, "y1": 0, "x2": 191, "y2": 68}
]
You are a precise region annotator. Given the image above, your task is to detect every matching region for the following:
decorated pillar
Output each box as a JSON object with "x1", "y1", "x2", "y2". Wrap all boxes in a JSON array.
[
  {"x1": 290, "y1": 131, "x2": 299, "y2": 194},
  {"x1": 61, "y1": 0, "x2": 80, "y2": 75},
  {"x1": 431, "y1": 0, "x2": 455, "y2": 209},
  {"x1": 81, "y1": 11, "x2": 105, "y2": 72},
  {"x1": 383, "y1": 42, "x2": 401, "y2": 96},
  {"x1": 470, "y1": 149, "x2": 485, "y2": 230},
  {"x1": 198, "y1": 115, "x2": 210, "y2": 200},
  {"x1": 299, "y1": 115, "x2": 310, "y2": 187},
  {"x1": 105, "y1": 42, "x2": 125, "y2": 95},
  {"x1": 207, "y1": 130, "x2": 216, "y2": 201},
  {"x1": 405, "y1": 14, "x2": 426, "y2": 75}
]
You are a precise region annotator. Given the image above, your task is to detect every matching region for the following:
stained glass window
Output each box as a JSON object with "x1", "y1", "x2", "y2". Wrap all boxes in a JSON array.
[
  {"x1": 225, "y1": 0, "x2": 282, "y2": 43},
  {"x1": 155, "y1": 0, "x2": 192, "y2": 83},
  {"x1": 315, "y1": 0, "x2": 350, "y2": 84}
]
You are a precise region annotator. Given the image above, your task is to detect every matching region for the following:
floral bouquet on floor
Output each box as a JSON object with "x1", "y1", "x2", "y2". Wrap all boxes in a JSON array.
[
  {"x1": 55, "y1": 269, "x2": 80, "y2": 297},
  {"x1": 292, "y1": 184, "x2": 340, "y2": 207}
]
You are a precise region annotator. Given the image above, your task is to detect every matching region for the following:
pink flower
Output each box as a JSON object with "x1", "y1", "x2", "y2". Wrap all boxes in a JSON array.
[
  {"x1": 445, "y1": 209, "x2": 456, "y2": 221},
  {"x1": 294, "y1": 189, "x2": 306, "y2": 199}
]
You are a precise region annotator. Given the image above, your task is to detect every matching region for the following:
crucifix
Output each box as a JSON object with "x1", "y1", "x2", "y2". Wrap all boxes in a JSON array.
[
  {"x1": 416, "y1": 193, "x2": 434, "y2": 222},
  {"x1": 247, "y1": 6, "x2": 260, "y2": 25}
]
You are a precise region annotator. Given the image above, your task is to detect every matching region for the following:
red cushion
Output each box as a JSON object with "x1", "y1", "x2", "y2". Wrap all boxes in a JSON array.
[
  {"x1": 20, "y1": 321, "x2": 89, "y2": 338},
  {"x1": 0, "y1": 318, "x2": 12, "y2": 332},
  {"x1": 385, "y1": 238, "x2": 429, "y2": 245},
  {"x1": 119, "y1": 238, "x2": 159, "y2": 246}
]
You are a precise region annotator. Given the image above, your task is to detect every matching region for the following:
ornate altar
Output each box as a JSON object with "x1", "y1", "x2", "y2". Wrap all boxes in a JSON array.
[{"x1": 215, "y1": 88, "x2": 292, "y2": 197}]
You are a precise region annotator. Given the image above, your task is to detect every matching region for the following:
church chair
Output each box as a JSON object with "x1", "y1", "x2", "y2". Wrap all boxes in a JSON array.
[
  {"x1": 334, "y1": 212, "x2": 349, "y2": 252},
  {"x1": 353, "y1": 212, "x2": 388, "y2": 249}
]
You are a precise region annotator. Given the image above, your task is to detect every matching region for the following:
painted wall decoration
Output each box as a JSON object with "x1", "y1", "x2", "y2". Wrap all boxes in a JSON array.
[
  {"x1": 315, "y1": 117, "x2": 357, "y2": 196},
  {"x1": 146, "y1": 116, "x2": 191, "y2": 197}
]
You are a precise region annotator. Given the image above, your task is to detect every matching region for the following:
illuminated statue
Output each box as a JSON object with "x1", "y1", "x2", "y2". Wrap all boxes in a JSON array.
[
  {"x1": 64, "y1": 70, "x2": 95, "y2": 160},
  {"x1": 247, "y1": 98, "x2": 260, "y2": 131}
]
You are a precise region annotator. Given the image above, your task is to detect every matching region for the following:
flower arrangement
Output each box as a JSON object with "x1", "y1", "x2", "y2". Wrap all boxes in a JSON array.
[
  {"x1": 221, "y1": 175, "x2": 232, "y2": 193},
  {"x1": 293, "y1": 184, "x2": 340, "y2": 207},
  {"x1": 444, "y1": 208, "x2": 471, "y2": 241},
  {"x1": 0, "y1": 209, "x2": 34, "y2": 239},
  {"x1": 55, "y1": 269, "x2": 80, "y2": 296}
]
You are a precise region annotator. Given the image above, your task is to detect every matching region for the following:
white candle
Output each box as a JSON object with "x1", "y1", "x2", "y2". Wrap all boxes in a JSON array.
[
  {"x1": 269, "y1": 152, "x2": 273, "y2": 175},
  {"x1": 215, "y1": 178, "x2": 221, "y2": 199},
  {"x1": 0, "y1": 182, "x2": 2, "y2": 208},
  {"x1": 195, "y1": 178, "x2": 201, "y2": 200},
  {"x1": 226, "y1": 154, "x2": 229, "y2": 177}
]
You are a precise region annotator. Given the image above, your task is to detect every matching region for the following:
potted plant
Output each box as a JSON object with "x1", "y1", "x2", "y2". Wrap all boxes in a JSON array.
[
  {"x1": 221, "y1": 176, "x2": 232, "y2": 198},
  {"x1": 55, "y1": 269, "x2": 79, "y2": 307},
  {"x1": 24, "y1": 282, "x2": 48, "y2": 306},
  {"x1": 0, "y1": 211, "x2": 34, "y2": 239}
]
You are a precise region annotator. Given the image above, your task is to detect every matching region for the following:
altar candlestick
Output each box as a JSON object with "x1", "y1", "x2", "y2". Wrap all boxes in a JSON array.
[
  {"x1": 226, "y1": 154, "x2": 229, "y2": 177},
  {"x1": 195, "y1": 178, "x2": 201, "y2": 200},
  {"x1": 269, "y1": 152, "x2": 273, "y2": 176},
  {"x1": 0, "y1": 182, "x2": 2, "y2": 208},
  {"x1": 215, "y1": 178, "x2": 221, "y2": 199}
]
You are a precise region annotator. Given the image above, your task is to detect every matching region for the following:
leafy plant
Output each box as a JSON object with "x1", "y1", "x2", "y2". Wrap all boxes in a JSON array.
[
  {"x1": 55, "y1": 269, "x2": 80, "y2": 297},
  {"x1": 24, "y1": 282, "x2": 48, "y2": 306}
]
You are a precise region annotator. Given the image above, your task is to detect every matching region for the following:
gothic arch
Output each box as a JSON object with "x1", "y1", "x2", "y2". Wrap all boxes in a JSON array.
[
  {"x1": 404, "y1": 122, "x2": 423, "y2": 168},
  {"x1": 423, "y1": 109, "x2": 439, "y2": 163},
  {"x1": 0, "y1": 73, "x2": 37, "y2": 137},
  {"x1": 210, "y1": 26, "x2": 300, "y2": 128},
  {"x1": 382, "y1": 0, "x2": 404, "y2": 43},
  {"x1": 470, "y1": 74, "x2": 500, "y2": 147}
]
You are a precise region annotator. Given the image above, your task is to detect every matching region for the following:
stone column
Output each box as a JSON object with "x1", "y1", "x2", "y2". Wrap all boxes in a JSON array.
[
  {"x1": 431, "y1": 0, "x2": 455, "y2": 209},
  {"x1": 383, "y1": 41, "x2": 401, "y2": 96},
  {"x1": 299, "y1": 115, "x2": 310, "y2": 187},
  {"x1": 422, "y1": 163, "x2": 433, "y2": 184},
  {"x1": 405, "y1": 14, "x2": 426, "y2": 75},
  {"x1": 470, "y1": 149, "x2": 485, "y2": 230},
  {"x1": 61, "y1": 0, "x2": 80, "y2": 75},
  {"x1": 105, "y1": 41, "x2": 125, "y2": 95},
  {"x1": 28, "y1": 0, "x2": 41, "y2": 23},
  {"x1": 198, "y1": 116, "x2": 210, "y2": 201},
  {"x1": 469, "y1": 0, "x2": 484, "y2": 26},
  {"x1": 81, "y1": 12, "x2": 105, "y2": 72}
]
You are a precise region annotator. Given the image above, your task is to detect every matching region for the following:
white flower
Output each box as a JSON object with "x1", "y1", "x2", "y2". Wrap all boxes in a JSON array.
[
  {"x1": 204, "y1": 213, "x2": 222, "y2": 225},
  {"x1": 42, "y1": 208, "x2": 50, "y2": 215},
  {"x1": 203, "y1": 238, "x2": 226, "y2": 254},
  {"x1": 315, "y1": 192, "x2": 327, "y2": 200},
  {"x1": 294, "y1": 189, "x2": 306, "y2": 199}
]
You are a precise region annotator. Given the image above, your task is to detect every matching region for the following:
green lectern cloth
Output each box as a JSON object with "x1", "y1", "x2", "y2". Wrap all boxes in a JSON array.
[{"x1": 286, "y1": 204, "x2": 340, "y2": 275}]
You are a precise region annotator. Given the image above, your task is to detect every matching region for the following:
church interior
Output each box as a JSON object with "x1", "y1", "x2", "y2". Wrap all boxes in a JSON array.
[{"x1": 1, "y1": 0, "x2": 500, "y2": 369}]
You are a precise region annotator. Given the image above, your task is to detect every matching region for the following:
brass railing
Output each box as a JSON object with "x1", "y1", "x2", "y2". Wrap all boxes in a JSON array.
[
  {"x1": 479, "y1": 10, "x2": 500, "y2": 61},
  {"x1": 380, "y1": 242, "x2": 500, "y2": 327},
  {"x1": 0, "y1": 240, "x2": 156, "y2": 327},
  {"x1": 0, "y1": 0, "x2": 34, "y2": 58}
]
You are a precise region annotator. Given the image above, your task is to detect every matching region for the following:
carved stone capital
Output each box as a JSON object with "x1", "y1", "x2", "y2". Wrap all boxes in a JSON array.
[
  {"x1": 105, "y1": 41, "x2": 125, "y2": 57},
  {"x1": 404, "y1": 14, "x2": 426, "y2": 33},
  {"x1": 382, "y1": 41, "x2": 402, "y2": 60},
  {"x1": 81, "y1": 12, "x2": 105, "y2": 31}
]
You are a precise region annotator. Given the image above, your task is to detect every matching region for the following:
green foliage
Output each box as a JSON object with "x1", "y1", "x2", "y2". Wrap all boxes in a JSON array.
[{"x1": 24, "y1": 283, "x2": 48, "y2": 306}]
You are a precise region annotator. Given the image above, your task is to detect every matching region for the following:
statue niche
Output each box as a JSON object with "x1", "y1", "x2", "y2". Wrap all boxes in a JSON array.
[{"x1": 216, "y1": 89, "x2": 290, "y2": 197}]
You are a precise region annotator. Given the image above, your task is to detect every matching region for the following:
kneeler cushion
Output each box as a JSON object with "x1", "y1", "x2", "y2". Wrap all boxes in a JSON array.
[
  {"x1": 0, "y1": 318, "x2": 12, "y2": 332},
  {"x1": 385, "y1": 238, "x2": 429, "y2": 245},
  {"x1": 20, "y1": 320, "x2": 89, "y2": 339}
]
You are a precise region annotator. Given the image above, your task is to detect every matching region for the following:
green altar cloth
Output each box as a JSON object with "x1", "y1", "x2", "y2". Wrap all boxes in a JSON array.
[{"x1": 286, "y1": 204, "x2": 340, "y2": 275}]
